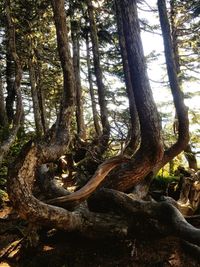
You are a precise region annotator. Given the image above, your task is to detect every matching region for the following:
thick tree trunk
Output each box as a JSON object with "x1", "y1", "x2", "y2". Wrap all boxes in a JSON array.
[
  {"x1": 7, "y1": 145, "x2": 200, "y2": 245},
  {"x1": 6, "y1": 0, "x2": 200, "y2": 250},
  {"x1": 51, "y1": 0, "x2": 75, "y2": 144},
  {"x1": 115, "y1": 0, "x2": 140, "y2": 155},
  {"x1": 104, "y1": 0, "x2": 163, "y2": 191},
  {"x1": 7, "y1": 0, "x2": 76, "y2": 227}
]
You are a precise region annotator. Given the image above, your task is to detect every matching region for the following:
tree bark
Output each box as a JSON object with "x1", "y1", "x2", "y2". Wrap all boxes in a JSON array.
[
  {"x1": 85, "y1": 31, "x2": 101, "y2": 137},
  {"x1": 5, "y1": 48, "x2": 15, "y2": 123},
  {"x1": 29, "y1": 58, "x2": 44, "y2": 138},
  {"x1": 0, "y1": 70, "x2": 8, "y2": 127},
  {"x1": 169, "y1": 0, "x2": 197, "y2": 171},
  {"x1": 51, "y1": 0, "x2": 75, "y2": 145},
  {"x1": 104, "y1": 0, "x2": 163, "y2": 191},
  {"x1": 156, "y1": 0, "x2": 189, "y2": 170},
  {"x1": 115, "y1": 0, "x2": 140, "y2": 155},
  {"x1": 6, "y1": 0, "x2": 200, "y2": 249},
  {"x1": 86, "y1": 0, "x2": 110, "y2": 150},
  {"x1": 0, "y1": 0, "x2": 23, "y2": 166},
  {"x1": 35, "y1": 51, "x2": 48, "y2": 134},
  {"x1": 70, "y1": 6, "x2": 86, "y2": 140}
]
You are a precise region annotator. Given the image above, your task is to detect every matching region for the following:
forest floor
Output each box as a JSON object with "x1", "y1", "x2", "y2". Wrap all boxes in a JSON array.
[{"x1": 0, "y1": 203, "x2": 200, "y2": 267}]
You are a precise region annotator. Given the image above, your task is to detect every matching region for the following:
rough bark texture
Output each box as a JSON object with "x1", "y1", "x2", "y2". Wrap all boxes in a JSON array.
[
  {"x1": 104, "y1": 0, "x2": 163, "y2": 192},
  {"x1": 7, "y1": 144, "x2": 200, "y2": 245},
  {"x1": 118, "y1": 0, "x2": 162, "y2": 148},
  {"x1": 51, "y1": 0, "x2": 75, "y2": 144},
  {"x1": 115, "y1": 0, "x2": 140, "y2": 155},
  {"x1": 47, "y1": 156, "x2": 129, "y2": 208},
  {"x1": 6, "y1": 0, "x2": 199, "y2": 252},
  {"x1": 7, "y1": 0, "x2": 77, "y2": 231}
]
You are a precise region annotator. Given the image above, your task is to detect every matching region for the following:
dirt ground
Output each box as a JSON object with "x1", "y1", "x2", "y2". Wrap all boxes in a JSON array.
[{"x1": 0, "y1": 205, "x2": 200, "y2": 267}]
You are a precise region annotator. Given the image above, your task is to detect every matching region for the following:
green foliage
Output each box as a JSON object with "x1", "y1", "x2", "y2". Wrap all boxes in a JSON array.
[
  {"x1": 155, "y1": 174, "x2": 180, "y2": 184},
  {"x1": 0, "y1": 165, "x2": 7, "y2": 203},
  {"x1": 151, "y1": 174, "x2": 180, "y2": 194},
  {"x1": 0, "y1": 189, "x2": 7, "y2": 204}
]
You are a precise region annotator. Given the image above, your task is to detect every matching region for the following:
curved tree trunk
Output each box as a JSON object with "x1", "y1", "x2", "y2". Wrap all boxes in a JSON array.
[
  {"x1": 155, "y1": 0, "x2": 189, "y2": 171},
  {"x1": 169, "y1": 0, "x2": 197, "y2": 171},
  {"x1": 7, "y1": 143, "x2": 200, "y2": 245},
  {"x1": 103, "y1": 0, "x2": 163, "y2": 192},
  {"x1": 7, "y1": 0, "x2": 200, "y2": 253}
]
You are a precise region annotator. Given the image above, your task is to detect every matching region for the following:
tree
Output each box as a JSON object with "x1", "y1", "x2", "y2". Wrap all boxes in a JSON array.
[
  {"x1": 2, "y1": 0, "x2": 200, "y2": 255},
  {"x1": 169, "y1": 0, "x2": 198, "y2": 171},
  {"x1": 86, "y1": 0, "x2": 110, "y2": 153},
  {"x1": 0, "y1": 0, "x2": 23, "y2": 166},
  {"x1": 70, "y1": 1, "x2": 86, "y2": 140}
]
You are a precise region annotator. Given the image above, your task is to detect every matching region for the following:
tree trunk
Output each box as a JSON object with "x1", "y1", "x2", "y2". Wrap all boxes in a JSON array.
[
  {"x1": 85, "y1": 32, "x2": 101, "y2": 137},
  {"x1": 5, "y1": 49, "x2": 15, "y2": 123},
  {"x1": 115, "y1": 0, "x2": 140, "y2": 155},
  {"x1": 70, "y1": 7, "x2": 86, "y2": 140},
  {"x1": 51, "y1": 0, "x2": 75, "y2": 144},
  {"x1": 0, "y1": 0, "x2": 23, "y2": 166},
  {"x1": 6, "y1": 0, "x2": 200, "y2": 251},
  {"x1": 29, "y1": 58, "x2": 44, "y2": 138},
  {"x1": 86, "y1": 0, "x2": 110, "y2": 150},
  {"x1": 35, "y1": 52, "x2": 48, "y2": 134},
  {"x1": 156, "y1": 0, "x2": 189, "y2": 170},
  {"x1": 104, "y1": 0, "x2": 163, "y2": 192},
  {"x1": 0, "y1": 70, "x2": 8, "y2": 127},
  {"x1": 169, "y1": 0, "x2": 197, "y2": 171},
  {"x1": 7, "y1": 0, "x2": 76, "y2": 228}
]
